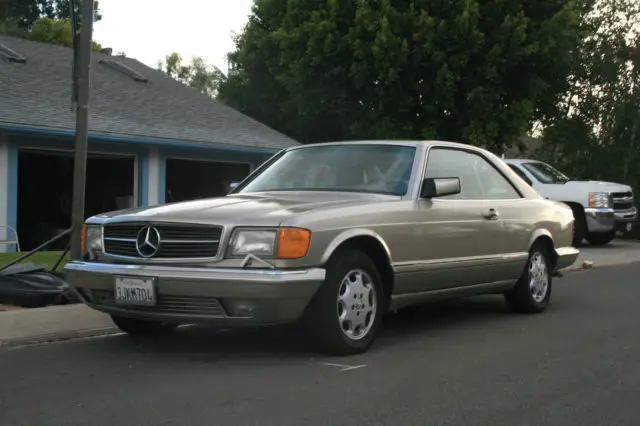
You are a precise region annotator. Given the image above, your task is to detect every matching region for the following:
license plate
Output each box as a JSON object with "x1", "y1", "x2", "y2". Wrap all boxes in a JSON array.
[
  {"x1": 114, "y1": 277, "x2": 156, "y2": 306},
  {"x1": 627, "y1": 223, "x2": 633, "y2": 232}
]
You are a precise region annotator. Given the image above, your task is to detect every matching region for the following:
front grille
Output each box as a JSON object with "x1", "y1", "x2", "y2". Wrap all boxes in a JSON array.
[
  {"x1": 611, "y1": 191, "x2": 634, "y2": 211},
  {"x1": 91, "y1": 290, "x2": 226, "y2": 317},
  {"x1": 103, "y1": 223, "x2": 223, "y2": 259}
]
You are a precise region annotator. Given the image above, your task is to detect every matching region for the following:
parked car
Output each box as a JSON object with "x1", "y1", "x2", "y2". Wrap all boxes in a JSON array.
[
  {"x1": 64, "y1": 141, "x2": 579, "y2": 355},
  {"x1": 504, "y1": 159, "x2": 637, "y2": 246}
]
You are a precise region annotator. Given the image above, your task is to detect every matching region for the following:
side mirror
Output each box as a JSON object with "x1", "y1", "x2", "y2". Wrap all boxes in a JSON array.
[
  {"x1": 420, "y1": 177, "x2": 461, "y2": 198},
  {"x1": 229, "y1": 182, "x2": 240, "y2": 191}
]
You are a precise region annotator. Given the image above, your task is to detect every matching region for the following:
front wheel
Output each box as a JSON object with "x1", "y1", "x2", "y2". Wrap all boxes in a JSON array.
[
  {"x1": 569, "y1": 205, "x2": 586, "y2": 246},
  {"x1": 504, "y1": 243, "x2": 552, "y2": 314},
  {"x1": 111, "y1": 315, "x2": 177, "y2": 337},
  {"x1": 585, "y1": 230, "x2": 616, "y2": 246},
  {"x1": 302, "y1": 249, "x2": 384, "y2": 356}
]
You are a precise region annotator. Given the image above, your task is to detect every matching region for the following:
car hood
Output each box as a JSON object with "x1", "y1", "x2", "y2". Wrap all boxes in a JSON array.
[
  {"x1": 565, "y1": 180, "x2": 633, "y2": 193},
  {"x1": 89, "y1": 192, "x2": 397, "y2": 226}
]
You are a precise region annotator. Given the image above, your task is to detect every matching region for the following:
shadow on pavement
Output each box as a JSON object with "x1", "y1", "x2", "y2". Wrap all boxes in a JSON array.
[{"x1": 55, "y1": 295, "x2": 515, "y2": 361}]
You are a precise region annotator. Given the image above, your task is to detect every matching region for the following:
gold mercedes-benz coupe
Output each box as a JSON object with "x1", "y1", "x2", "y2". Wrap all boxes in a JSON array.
[{"x1": 65, "y1": 140, "x2": 579, "y2": 355}]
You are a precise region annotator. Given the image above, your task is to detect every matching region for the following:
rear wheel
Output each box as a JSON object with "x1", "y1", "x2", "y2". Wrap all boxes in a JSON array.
[
  {"x1": 303, "y1": 249, "x2": 384, "y2": 356},
  {"x1": 585, "y1": 230, "x2": 616, "y2": 246},
  {"x1": 111, "y1": 315, "x2": 177, "y2": 337},
  {"x1": 504, "y1": 242, "x2": 552, "y2": 314}
]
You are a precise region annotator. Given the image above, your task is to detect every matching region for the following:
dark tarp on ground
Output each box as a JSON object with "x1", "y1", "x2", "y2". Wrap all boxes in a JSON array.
[{"x1": 0, "y1": 263, "x2": 76, "y2": 308}]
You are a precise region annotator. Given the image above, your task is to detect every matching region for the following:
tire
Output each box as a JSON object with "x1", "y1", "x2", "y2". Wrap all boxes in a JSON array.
[
  {"x1": 569, "y1": 205, "x2": 586, "y2": 247},
  {"x1": 585, "y1": 230, "x2": 616, "y2": 246},
  {"x1": 504, "y1": 242, "x2": 552, "y2": 314},
  {"x1": 302, "y1": 249, "x2": 384, "y2": 356},
  {"x1": 111, "y1": 315, "x2": 177, "y2": 337}
]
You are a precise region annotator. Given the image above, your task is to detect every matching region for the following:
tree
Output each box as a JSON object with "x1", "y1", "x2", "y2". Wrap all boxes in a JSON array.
[
  {"x1": 0, "y1": 0, "x2": 101, "y2": 28},
  {"x1": 26, "y1": 16, "x2": 103, "y2": 51},
  {"x1": 218, "y1": 0, "x2": 584, "y2": 151},
  {"x1": 158, "y1": 52, "x2": 227, "y2": 98},
  {"x1": 0, "y1": 1, "x2": 103, "y2": 49},
  {"x1": 540, "y1": 0, "x2": 640, "y2": 186},
  {"x1": 53, "y1": 0, "x2": 102, "y2": 23}
]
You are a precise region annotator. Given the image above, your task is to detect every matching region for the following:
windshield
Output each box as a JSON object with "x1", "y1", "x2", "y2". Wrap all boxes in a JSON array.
[
  {"x1": 521, "y1": 161, "x2": 570, "y2": 184},
  {"x1": 235, "y1": 144, "x2": 417, "y2": 196}
]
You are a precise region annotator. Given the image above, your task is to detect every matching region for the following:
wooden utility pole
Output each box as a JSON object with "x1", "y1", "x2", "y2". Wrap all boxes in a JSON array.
[{"x1": 69, "y1": 0, "x2": 95, "y2": 260}]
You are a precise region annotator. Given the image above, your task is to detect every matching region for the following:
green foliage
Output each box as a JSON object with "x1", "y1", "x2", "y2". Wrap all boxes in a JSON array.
[
  {"x1": 26, "y1": 17, "x2": 102, "y2": 51},
  {"x1": 158, "y1": 52, "x2": 227, "y2": 98},
  {"x1": 1, "y1": 1, "x2": 103, "y2": 50},
  {"x1": 219, "y1": 0, "x2": 583, "y2": 152},
  {"x1": 0, "y1": 0, "x2": 101, "y2": 28},
  {"x1": 541, "y1": 0, "x2": 640, "y2": 187}
]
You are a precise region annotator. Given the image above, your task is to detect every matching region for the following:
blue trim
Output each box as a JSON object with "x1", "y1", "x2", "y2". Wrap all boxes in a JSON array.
[
  {"x1": 138, "y1": 153, "x2": 149, "y2": 206},
  {"x1": 158, "y1": 154, "x2": 166, "y2": 204},
  {"x1": 160, "y1": 146, "x2": 267, "y2": 164},
  {"x1": 0, "y1": 123, "x2": 282, "y2": 156},
  {"x1": 6, "y1": 144, "x2": 18, "y2": 233},
  {"x1": 9, "y1": 134, "x2": 148, "y2": 155}
]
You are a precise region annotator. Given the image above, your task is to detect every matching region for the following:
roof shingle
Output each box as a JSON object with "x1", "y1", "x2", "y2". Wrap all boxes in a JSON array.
[{"x1": 0, "y1": 36, "x2": 299, "y2": 150}]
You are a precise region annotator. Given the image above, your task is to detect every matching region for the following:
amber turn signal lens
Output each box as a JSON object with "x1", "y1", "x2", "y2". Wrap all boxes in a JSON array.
[
  {"x1": 276, "y1": 228, "x2": 311, "y2": 259},
  {"x1": 80, "y1": 224, "x2": 87, "y2": 254}
]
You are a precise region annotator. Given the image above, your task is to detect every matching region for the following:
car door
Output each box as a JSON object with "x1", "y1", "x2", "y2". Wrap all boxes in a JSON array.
[
  {"x1": 475, "y1": 155, "x2": 532, "y2": 281},
  {"x1": 399, "y1": 147, "x2": 505, "y2": 292}
]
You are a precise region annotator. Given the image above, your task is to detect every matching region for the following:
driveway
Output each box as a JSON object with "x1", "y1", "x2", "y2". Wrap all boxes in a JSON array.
[{"x1": 1, "y1": 262, "x2": 639, "y2": 426}]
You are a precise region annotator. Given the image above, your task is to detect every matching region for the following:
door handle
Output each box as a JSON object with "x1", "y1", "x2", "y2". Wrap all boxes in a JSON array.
[{"x1": 482, "y1": 208, "x2": 500, "y2": 220}]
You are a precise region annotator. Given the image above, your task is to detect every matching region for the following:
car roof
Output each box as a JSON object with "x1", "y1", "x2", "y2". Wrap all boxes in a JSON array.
[
  {"x1": 503, "y1": 158, "x2": 543, "y2": 165},
  {"x1": 286, "y1": 140, "x2": 491, "y2": 152}
]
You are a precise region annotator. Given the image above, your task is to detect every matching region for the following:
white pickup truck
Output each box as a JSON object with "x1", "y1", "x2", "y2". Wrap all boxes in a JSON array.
[{"x1": 504, "y1": 159, "x2": 637, "y2": 246}]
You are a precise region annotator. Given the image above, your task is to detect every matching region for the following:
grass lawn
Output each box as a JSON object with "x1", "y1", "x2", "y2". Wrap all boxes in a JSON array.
[{"x1": 0, "y1": 251, "x2": 69, "y2": 271}]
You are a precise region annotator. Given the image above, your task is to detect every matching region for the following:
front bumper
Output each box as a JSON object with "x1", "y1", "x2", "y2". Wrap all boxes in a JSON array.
[
  {"x1": 584, "y1": 207, "x2": 616, "y2": 233},
  {"x1": 63, "y1": 261, "x2": 326, "y2": 326},
  {"x1": 614, "y1": 207, "x2": 637, "y2": 231},
  {"x1": 555, "y1": 247, "x2": 580, "y2": 271}
]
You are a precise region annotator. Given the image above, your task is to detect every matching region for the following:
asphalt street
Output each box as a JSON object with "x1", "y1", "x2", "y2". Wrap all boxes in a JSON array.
[{"x1": 1, "y1": 263, "x2": 639, "y2": 426}]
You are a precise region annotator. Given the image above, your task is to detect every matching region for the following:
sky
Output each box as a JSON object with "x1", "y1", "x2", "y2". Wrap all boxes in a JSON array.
[{"x1": 93, "y1": 0, "x2": 254, "y2": 73}]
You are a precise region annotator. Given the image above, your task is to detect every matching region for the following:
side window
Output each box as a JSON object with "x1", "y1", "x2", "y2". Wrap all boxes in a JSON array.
[
  {"x1": 425, "y1": 148, "x2": 521, "y2": 200},
  {"x1": 424, "y1": 149, "x2": 484, "y2": 199},
  {"x1": 473, "y1": 156, "x2": 522, "y2": 199}
]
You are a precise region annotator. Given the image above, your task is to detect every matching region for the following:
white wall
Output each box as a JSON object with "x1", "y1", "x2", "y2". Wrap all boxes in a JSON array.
[
  {"x1": 0, "y1": 139, "x2": 10, "y2": 252},
  {"x1": 147, "y1": 148, "x2": 160, "y2": 206}
]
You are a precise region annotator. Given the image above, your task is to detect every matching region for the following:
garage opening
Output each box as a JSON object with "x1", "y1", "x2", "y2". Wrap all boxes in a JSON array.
[
  {"x1": 165, "y1": 159, "x2": 251, "y2": 203},
  {"x1": 17, "y1": 150, "x2": 136, "y2": 251}
]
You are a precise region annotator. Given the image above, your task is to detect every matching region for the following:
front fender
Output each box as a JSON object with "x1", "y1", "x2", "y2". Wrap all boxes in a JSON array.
[
  {"x1": 528, "y1": 228, "x2": 553, "y2": 250},
  {"x1": 320, "y1": 228, "x2": 393, "y2": 265}
]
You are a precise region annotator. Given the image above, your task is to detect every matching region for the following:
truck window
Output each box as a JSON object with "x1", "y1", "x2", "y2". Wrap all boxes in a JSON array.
[
  {"x1": 507, "y1": 164, "x2": 533, "y2": 186},
  {"x1": 521, "y1": 161, "x2": 570, "y2": 184}
]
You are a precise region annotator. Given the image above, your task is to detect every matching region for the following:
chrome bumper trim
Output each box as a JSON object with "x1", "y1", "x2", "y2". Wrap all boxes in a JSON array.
[{"x1": 63, "y1": 261, "x2": 326, "y2": 283}]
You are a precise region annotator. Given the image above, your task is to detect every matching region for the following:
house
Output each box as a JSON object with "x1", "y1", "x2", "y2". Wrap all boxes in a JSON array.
[{"x1": 0, "y1": 35, "x2": 299, "y2": 252}]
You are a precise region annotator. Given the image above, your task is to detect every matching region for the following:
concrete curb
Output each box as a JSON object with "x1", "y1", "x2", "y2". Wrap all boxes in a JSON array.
[{"x1": 0, "y1": 326, "x2": 120, "y2": 350}]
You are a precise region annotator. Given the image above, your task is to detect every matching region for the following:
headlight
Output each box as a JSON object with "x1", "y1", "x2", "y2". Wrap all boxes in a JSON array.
[
  {"x1": 82, "y1": 225, "x2": 103, "y2": 259},
  {"x1": 229, "y1": 230, "x2": 277, "y2": 256},
  {"x1": 588, "y1": 192, "x2": 610, "y2": 208},
  {"x1": 227, "y1": 227, "x2": 312, "y2": 259}
]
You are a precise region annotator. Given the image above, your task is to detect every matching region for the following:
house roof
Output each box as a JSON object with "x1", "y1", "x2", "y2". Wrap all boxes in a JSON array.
[{"x1": 0, "y1": 36, "x2": 299, "y2": 151}]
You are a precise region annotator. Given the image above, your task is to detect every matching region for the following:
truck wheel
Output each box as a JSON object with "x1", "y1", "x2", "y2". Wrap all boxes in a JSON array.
[
  {"x1": 303, "y1": 249, "x2": 384, "y2": 356},
  {"x1": 585, "y1": 230, "x2": 616, "y2": 246},
  {"x1": 504, "y1": 242, "x2": 552, "y2": 314},
  {"x1": 569, "y1": 205, "x2": 586, "y2": 246},
  {"x1": 111, "y1": 315, "x2": 177, "y2": 337}
]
